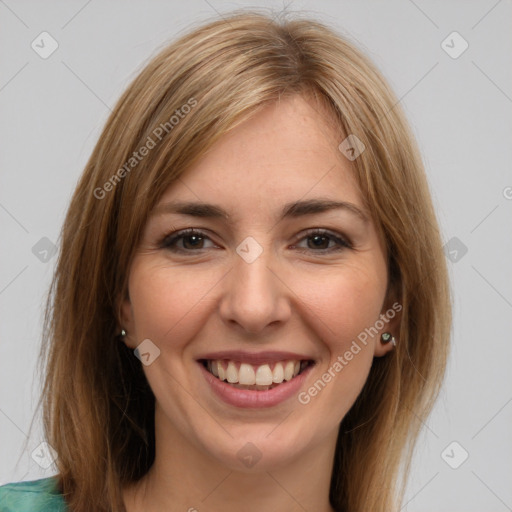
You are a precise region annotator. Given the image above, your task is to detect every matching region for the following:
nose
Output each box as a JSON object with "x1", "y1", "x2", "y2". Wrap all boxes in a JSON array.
[{"x1": 218, "y1": 245, "x2": 291, "y2": 335}]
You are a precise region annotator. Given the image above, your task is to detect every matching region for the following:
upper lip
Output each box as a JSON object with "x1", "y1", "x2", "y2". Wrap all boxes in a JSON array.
[{"x1": 197, "y1": 350, "x2": 314, "y2": 365}]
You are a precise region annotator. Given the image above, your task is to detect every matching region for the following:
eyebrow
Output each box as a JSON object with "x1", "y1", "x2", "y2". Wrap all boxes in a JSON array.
[{"x1": 152, "y1": 198, "x2": 370, "y2": 224}]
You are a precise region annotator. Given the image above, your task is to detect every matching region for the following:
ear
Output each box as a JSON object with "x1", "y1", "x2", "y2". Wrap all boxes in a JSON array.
[
  {"x1": 117, "y1": 288, "x2": 137, "y2": 349},
  {"x1": 373, "y1": 291, "x2": 402, "y2": 358}
]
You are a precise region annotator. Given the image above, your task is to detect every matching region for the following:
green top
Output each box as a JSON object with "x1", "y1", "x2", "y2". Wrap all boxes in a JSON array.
[{"x1": 0, "y1": 477, "x2": 68, "y2": 511}]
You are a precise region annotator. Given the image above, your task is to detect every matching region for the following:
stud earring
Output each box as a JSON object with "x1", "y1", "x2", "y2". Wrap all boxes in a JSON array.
[
  {"x1": 120, "y1": 329, "x2": 127, "y2": 337},
  {"x1": 381, "y1": 332, "x2": 396, "y2": 346}
]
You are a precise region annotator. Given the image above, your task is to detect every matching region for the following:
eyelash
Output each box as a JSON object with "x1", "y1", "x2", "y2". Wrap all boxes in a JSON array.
[{"x1": 159, "y1": 228, "x2": 352, "y2": 254}]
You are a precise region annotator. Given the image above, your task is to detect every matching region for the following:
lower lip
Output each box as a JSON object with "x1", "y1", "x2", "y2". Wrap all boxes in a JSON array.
[{"x1": 198, "y1": 361, "x2": 314, "y2": 408}]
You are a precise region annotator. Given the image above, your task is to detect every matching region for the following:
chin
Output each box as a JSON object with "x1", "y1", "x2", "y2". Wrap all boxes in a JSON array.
[{"x1": 199, "y1": 423, "x2": 315, "y2": 473}]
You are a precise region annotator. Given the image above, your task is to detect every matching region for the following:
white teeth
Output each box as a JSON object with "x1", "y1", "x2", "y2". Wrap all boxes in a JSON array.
[
  {"x1": 255, "y1": 364, "x2": 273, "y2": 385},
  {"x1": 238, "y1": 363, "x2": 256, "y2": 385},
  {"x1": 226, "y1": 361, "x2": 238, "y2": 383},
  {"x1": 284, "y1": 361, "x2": 295, "y2": 381},
  {"x1": 217, "y1": 361, "x2": 226, "y2": 381},
  {"x1": 207, "y1": 359, "x2": 309, "y2": 386},
  {"x1": 272, "y1": 362, "x2": 284, "y2": 383}
]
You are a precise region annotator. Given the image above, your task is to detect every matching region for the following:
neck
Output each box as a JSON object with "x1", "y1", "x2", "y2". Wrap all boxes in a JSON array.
[{"x1": 123, "y1": 405, "x2": 338, "y2": 512}]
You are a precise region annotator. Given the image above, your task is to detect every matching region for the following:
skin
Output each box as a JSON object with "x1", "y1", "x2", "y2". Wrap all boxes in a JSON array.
[{"x1": 120, "y1": 94, "x2": 399, "y2": 512}]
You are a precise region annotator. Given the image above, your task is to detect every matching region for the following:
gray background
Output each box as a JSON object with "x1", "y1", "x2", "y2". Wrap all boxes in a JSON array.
[{"x1": 1, "y1": 1, "x2": 511, "y2": 510}]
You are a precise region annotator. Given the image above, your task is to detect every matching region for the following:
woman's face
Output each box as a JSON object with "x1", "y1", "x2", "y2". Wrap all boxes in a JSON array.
[{"x1": 121, "y1": 94, "x2": 397, "y2": 471}]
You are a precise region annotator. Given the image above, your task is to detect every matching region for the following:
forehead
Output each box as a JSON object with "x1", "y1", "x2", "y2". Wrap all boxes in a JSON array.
[{"x1": 158, "y1": 95, "x2": 364, "y2": 216}]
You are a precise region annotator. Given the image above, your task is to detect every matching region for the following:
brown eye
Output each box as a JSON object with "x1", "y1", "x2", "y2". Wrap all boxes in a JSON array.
[
  {"x1": 160, "y1": 229, "x2": 215, "y2": 252},
  {"x1": 293, "y1": 229, "x2": 351, "y2": 253},
  {"x1": 159, "y1": 228, "x2": 351, "y2": 255}
]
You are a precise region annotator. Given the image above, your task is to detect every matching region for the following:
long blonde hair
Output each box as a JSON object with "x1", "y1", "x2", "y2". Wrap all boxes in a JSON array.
[{"x1": 33, "y1": 9, "x2": 451, "y2": 511}]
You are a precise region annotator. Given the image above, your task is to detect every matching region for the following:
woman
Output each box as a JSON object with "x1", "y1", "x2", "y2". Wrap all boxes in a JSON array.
[{"x1": 0, "y1": 9, "x2": 451, "y2": 512}]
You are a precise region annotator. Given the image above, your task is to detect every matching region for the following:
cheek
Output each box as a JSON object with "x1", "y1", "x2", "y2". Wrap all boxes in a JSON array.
[
  {"x1": 293, "y1": 267, "x2": 384, "y2": 420},
  {"x1": 295, "y1": 262, "x2": 386, "y2": 350},
  {"x1": 128, "y1": 259, "x2": 221, "y2": 345}
]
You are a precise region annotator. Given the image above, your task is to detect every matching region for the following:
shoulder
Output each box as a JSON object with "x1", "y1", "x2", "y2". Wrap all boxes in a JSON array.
[{"x1": 0, "y1": 477, "x2": 68, "y2": 512}]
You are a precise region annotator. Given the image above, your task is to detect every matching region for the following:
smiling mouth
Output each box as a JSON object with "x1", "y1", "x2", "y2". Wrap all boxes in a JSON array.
[{"x1": 199, "y1": 359, "x2": 315, "y2": 391}]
